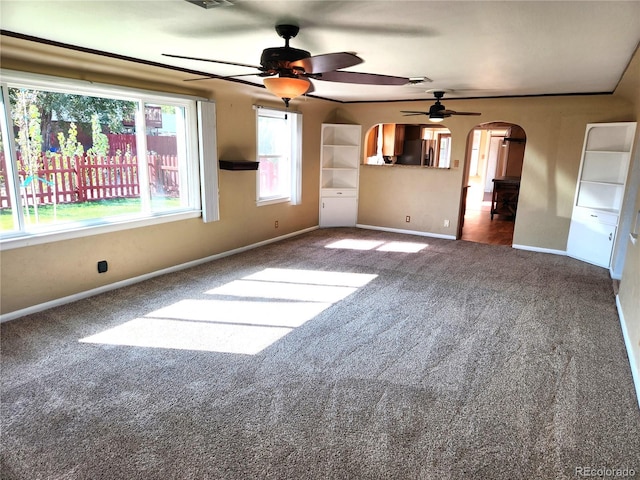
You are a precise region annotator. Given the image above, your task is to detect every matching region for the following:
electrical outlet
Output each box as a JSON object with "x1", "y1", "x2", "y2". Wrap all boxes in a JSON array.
[
  {"x1": 405, "y1": 215, "x2": 411, "y2": 223},
  {"x1": 274, "y1": 220, "x2": 279, "y2": 228},
  {"x1": 444, "y1": 219, "x2": 450, "y2": 227},
  {"x1": 97, "y1": 260, "x2": 108, "y2": 273}
]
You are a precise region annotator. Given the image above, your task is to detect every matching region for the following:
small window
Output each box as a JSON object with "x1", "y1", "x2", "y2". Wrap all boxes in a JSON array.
[{"x1": 256, "y1": 107, "x2": 302, "y2": 205}]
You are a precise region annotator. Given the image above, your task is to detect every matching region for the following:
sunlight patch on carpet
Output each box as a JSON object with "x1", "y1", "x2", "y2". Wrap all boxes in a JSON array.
[
  {"x1": 326, "y1": 238, "x2": 428, "y2": 252},
  {"x1": 376, "y1": 241, "x2": 428, "y2": 253},
  {"x1": 148, "y1": 299, "x2": 331, "y2": 328},
  {"x1": 79, "y1": 317, "x2": 292, "y2": 355},
  {"x1": 79, "y1": 268, "x2": 377, "y2": 355},
  {"x1": 243, "y1": 268, "x2": 377, "y2": 287},
  {"x1": 325, "y1": 239, "x2": 384, "y2": 250},
  {"x1": 207, "y1": 280, "x2": 358, "y2": 302}
]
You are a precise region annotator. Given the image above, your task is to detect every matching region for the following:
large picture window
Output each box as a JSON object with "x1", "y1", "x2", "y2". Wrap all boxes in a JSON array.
[
  {"x1": 0, "y1": 71, "x2": 204, "y2": 247},
  {"x1": 256, "y1": 107, "x2": 302, "y2": 205}
]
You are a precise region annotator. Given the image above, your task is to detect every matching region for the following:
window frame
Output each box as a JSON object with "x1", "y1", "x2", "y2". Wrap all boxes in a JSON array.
[
  {"x1": 0, "y1": 70, "x2": 210, "y2": 250},
  {"x1": 255, "y1": 106, "x2": 302, "y2": 207}
]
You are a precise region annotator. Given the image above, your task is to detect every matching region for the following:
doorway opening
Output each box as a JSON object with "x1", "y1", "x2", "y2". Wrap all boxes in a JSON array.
[{"x1": 458, "y1": 122, "x2": 526, "y2": 245}]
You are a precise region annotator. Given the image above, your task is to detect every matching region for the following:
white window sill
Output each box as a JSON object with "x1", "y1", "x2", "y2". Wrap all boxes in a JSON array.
[
  {"x1": 0, "y1": 210, "x2": 201, "y2": 251},
  {"x1": 257, "y1": 197, "x2": 291, "y2": 207}
]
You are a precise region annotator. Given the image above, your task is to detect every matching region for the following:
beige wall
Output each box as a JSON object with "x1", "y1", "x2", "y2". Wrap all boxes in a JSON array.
[
  {"x1": 614, "y1": 46, "x2": 640, "y2": 368},
  {"x1": 346, "y1": 95, "x2": 635, "y2": 249},
  {"x1": 0, "y1": 35, "x2": 638, "y2": 323}
]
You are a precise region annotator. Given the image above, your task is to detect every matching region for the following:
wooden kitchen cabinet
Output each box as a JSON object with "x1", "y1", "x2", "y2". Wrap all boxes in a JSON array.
[{"x1": 381, "y1": 123, "x2": 404, "y2": 157}]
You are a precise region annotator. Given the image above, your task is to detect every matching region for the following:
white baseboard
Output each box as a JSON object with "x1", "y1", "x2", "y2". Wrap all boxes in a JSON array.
[
  {"x1": 609, "y1": 266, "x2": 622, "y2": 281},
  {"x1": 356, "y1": 224, "x2": 456, "y2": 240},
  {"x1": 512, "y1": 244, "x2": 567, "y2": 256},
  {"x1": 0, "y1": 226, "x2": 318, "y2": 323},
  {"x1": 616, "y1": 295, "x2": 640, "y2": 410}
]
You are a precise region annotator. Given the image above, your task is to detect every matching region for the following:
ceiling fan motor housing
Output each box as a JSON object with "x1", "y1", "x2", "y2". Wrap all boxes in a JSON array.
[
  {"x1": 429, "y1": 102, "x2": 445, "y2": 115},
  {"x1": 260, "y1": 47, "x2": 311, "y2": 73}
]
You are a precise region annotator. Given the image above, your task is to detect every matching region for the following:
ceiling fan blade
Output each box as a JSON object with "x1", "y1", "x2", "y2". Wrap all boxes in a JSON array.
[
  {"x1": 183, "y1": 72, "x2": 267, "y2": 82},
  {"x1": 162, "y1": 53, "x2": 261, "y2": 70},
  {"x1": 291, "y1": 52, "x2": 363, "y2": 74},
  {"x1": 401, "y1": 111, "x2": 429, "y2": 115},
  {"x1": 317, "y1": 71, "x2": 410, "y2": 86},
  {"x1": 445, "y1": 110, "x2": 482, "y2": 116}
]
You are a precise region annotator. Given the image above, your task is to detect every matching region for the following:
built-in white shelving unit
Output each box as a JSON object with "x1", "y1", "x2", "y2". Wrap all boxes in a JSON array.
[
  {"x1": 319, "y1": 124, "x2": 362, "y2": 227},
  {"x1": 567, "y1": 122, "x2": 637, "y2": 268}
]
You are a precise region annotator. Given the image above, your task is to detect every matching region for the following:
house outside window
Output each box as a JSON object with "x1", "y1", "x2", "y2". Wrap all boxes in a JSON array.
[
  {"x1": 0, "y1": 70, "x2": 206, "y2": 248},
  {"x1": 256, "y1": 107, "x2": 302, "y2": 205}
]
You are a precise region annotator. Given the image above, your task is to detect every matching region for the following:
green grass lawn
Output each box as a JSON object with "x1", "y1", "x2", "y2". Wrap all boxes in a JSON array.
[{"x1": 0, "y1": 197, "x2": 181, "y2": 232}]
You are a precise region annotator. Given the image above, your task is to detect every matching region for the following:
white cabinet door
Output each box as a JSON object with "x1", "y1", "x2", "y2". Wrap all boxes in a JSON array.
[
  {"x1": 567, "y1": 219, "x2": 616, "y2": 268},
  {"x1": 320, "y1": 197, "x2": 357, "y2": 227}
]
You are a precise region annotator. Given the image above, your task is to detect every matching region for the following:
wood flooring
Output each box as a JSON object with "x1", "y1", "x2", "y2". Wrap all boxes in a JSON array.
[{"x1": 461, "y1": 200, "x2": 515, "y2": 246}]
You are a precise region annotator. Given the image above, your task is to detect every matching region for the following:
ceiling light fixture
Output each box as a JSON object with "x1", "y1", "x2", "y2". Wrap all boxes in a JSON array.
[
  {"x1": 409, "y1": 77, "x2": 433, "y2": 85},
  {"x1": 185, "y1": 0, "x2": 234, "y2": 8},
  {"x1": 263, "y1": 76, "x2": 311, "y2": 107}
]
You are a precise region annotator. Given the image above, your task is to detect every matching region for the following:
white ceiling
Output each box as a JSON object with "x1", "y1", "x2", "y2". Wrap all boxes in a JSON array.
[{"x1": 1, "y1": 0, "x2": 639, "y2": 103}]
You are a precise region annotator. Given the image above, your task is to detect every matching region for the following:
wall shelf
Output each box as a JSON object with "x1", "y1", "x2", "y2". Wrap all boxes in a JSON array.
[{"x1": 219, "y1": 160, "x2": 259, "y2": 171}]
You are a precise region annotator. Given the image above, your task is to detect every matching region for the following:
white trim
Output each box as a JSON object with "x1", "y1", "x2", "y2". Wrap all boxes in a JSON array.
[
  {"x1": 512, "y1": 244, "x2": 567, "y2": 256},
  {"x1": 0, "y1": 226, "x2": 318, "y2": 323},
  {"x1": 616, "y1": 295, "x2": 640, "y2": 410},
  {"x1": 609, "y1": 267, "x2": 622, "y2": 281},
  {"x1": 197, "y1": 100, "x2": 220, "y2": 223},
  {"x1": 0, "y1": 210, "x2": 201, "y2": 251},
  {"x1": 256, "y1": 196, "x2": 291, "y2": 207},
  {"x1": 253, "y1": 104, "x2": 302, "y2": 115},
  {"x1": 0, "y1": 69, "x2": 208, "y2": 102},
  {"x1": 0, "y1": 86, "x2": 23, "y2": 231},
  {"x1": 356, "y1": 224, "x2": 456, "y2": 240},
  {"x1": 290, "y1": 113, "x2": 303, "y2": 205},
  {"x1": 255, "y1": 106, "x2": 302, "y2": 205}
]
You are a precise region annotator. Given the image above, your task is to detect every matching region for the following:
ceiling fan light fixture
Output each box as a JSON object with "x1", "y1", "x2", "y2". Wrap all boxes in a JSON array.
[
  {"x1": 429, "y1": 114, "x2": 445, "y2": 123},
  {"x1": 263, "y1": 76, "x2": 310, "y2": 106}
]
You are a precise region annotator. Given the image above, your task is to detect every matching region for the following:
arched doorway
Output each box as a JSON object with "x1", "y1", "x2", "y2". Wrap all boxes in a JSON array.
[{"x1": 458, "y1": 122, "x2": 526, "y2": 245}]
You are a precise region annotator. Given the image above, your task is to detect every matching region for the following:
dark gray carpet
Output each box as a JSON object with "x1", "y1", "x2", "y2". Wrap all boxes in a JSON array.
[{"x1": 2, "y1": 228, "x2": 639, "y2": 479}]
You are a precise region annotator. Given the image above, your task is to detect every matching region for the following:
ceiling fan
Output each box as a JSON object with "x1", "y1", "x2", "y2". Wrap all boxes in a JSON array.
[
  {"x1": 163, "y1": 24, "x2": 410, "y2": 106},
  {"x1": 401, "y1": 91, "x2": 481, "y2": 122}
]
